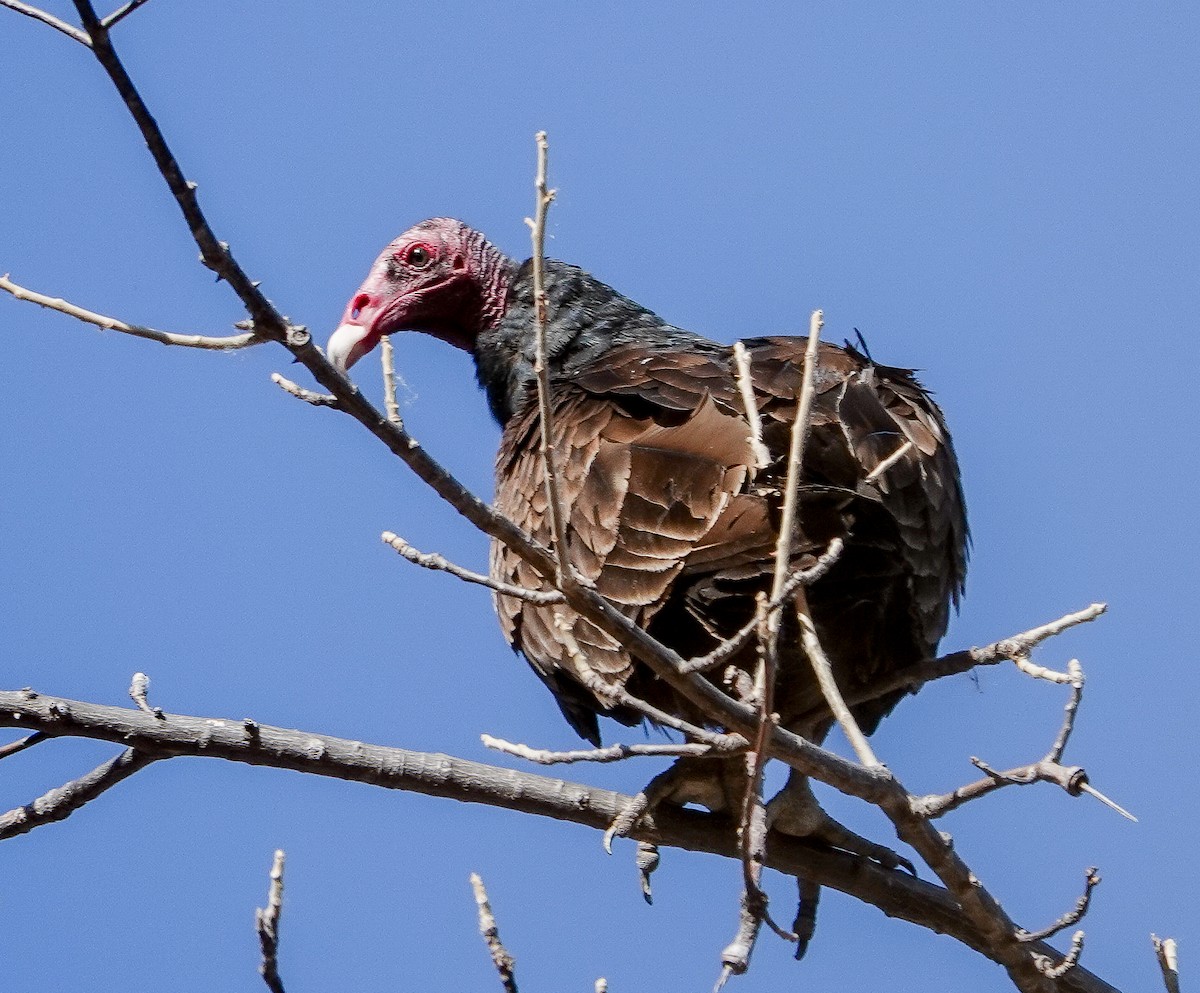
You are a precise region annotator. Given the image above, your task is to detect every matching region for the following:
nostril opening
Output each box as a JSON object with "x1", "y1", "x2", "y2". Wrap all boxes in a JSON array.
[{"x1": 350, "y1": 293, "x2": 371, "y2": 321}]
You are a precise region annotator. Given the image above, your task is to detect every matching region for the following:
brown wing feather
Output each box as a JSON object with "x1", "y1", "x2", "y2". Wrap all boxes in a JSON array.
[{"x1": 492, "y1": 336, "x2": 967, "y2": 743}]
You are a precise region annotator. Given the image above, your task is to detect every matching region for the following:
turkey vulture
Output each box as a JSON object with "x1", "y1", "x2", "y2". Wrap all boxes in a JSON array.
[{"x1": 329, "y1": 218, "x2": 967, "y2": 823}]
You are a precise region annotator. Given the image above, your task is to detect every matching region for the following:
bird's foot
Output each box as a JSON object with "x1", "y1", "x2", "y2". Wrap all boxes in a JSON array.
[
  {"x1": 604, "y1": 756, "x2": 742, "y2": 901},
  {"x1": 767, "y1": 772, "x2": 915, "y2": 875}
]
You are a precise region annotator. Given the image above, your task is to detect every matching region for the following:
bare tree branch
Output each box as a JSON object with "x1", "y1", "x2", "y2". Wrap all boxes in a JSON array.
[
  {"x1": 1018, "y1": 868, "x2": 1101, "y2": 943},
  {"x1": 731, "y1": 342, "x2": 770, "y2": 470},
  {"x1": 792, "y1": 604, "x2": 1108, "y2": 726},
  {"x1": 100, "y1": 0, "x2": 152, "y2": 29},
  {"x1": 270, "y1": 373, "x2": 339, "y2": 407},
  {"x1": 380, "y1": 335, "x2": 403, "y2": 428},
  {"x1": 0, "y1": 746, "x2": 158, "y2": 841},
  {"x1": 524, "y1": 130, "x2": 569, "y2": 586},
  {"x1": 70, "y1": 0, "x2": 291, "y2": 339},
  {"x1": 0, "y1": 0, "x2": 89, "y2": 44},
  {"x1": 0, "y1": 730, "x2": 50, "y2": 760},
  {"x1": 128, "y1": 671, "x2": 164, "y2": 718},
  {"x1": 0, "y1": 689, "x2": 1120, "y2": 993},
  {"x1": 0, "y1": 274, "x2": 264, "y2": 350},
  {"x1": 1152, "y1": 936, "x2": 1180, "y2": 993},
  {"x1": 470, "y1": 874, "x2": 518, "y2": 993},
  {"x1": 256, "y1": 849, "x2": 286, "y2": 993},
  {"x1": 481, "y1": 734, "x2": 716, "y2": 765},
  {"x1": 1042, "y1": 932, "x2": 1086, "y2": 981},
  {"x1": 865, "y1": 439, "x2": 915, "y2": 484},
  {"x1": 913, "y1": 657, "x2": 1134, "y2": 824},
  {"x1": 382, "y1": 531, "x2": 564, "y2": 605}
]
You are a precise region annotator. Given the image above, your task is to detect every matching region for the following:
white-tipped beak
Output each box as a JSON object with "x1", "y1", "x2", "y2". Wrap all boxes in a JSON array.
[{"x1": 327, "y1": 322, "x2": 372, "y2": 372}]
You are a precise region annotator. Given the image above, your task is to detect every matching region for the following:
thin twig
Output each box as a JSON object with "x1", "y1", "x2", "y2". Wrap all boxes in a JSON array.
[
  {"x1": 792, "y1": 604, "x2": 1108, "y2": 725},
  {"x1": 1018, "y1": 868, "x2": 1101, "y2": 943},
  {"x1": 916, "y1": 756, "x2": 1134, "y2": 822},
  {"x1": 864, "y1": 439, "x2": 914, "y2": 484},
  {"x1": 381, "y1": 335, "x2": 403, "y2": 428},
  {"x1": 1041, "y1": 931, "x2": 1086, "y2": 980},
  {"x1": 914, "y1": 652, "x2": 1134, "y2": 823},
  {"x1": 732, "y1": 342, "x2": 770, "y2": 470},
  {"x1": 0, "y1": 731, "x2": 50, "y2": 760},
  {"x1": 381, "y1": 532, "x2": 564, "y2": 604},
  {"x1": 1048, "y1": 661, "x2": 1085, "y2": 762},
  {"x1": 524, "y1": 131, "x2": 568, "y2": 585},
  {"x1": 1013, "y1": 654, "x2": 1076, "y2": 684},
  {"x1": 0, "y1": 274, "x2": 264, "y2": 350},
  {"x1": 613, "y1": 688, "x2": 741, "y2": 750},
  {"x1": 774, "y1": 311, "x2": 878, "y2": 766},
  {"x1": 1152, "y1": 935, "x2": 1180, "y2": 993},
  {"x1": 271, "y1": 373, "x2": 339, "y2": 407},
  {"x1": 128, "y1": 671, "x2": 163, "y2": 718},
  {"x1": 716, "y1": 889, "x2": 764, "y2": 991},
  {"x1": 679, "y1": 537, "x2": 844, "y2": 675},
  {"x1": 72, "y1": 0, "x2": 291, "y2": 338},
  {"x1": 255, "y1": 849, "x2": 286, "y2": 993},
  {"x1": 470, "y1": 873, "x2": 518, "y2": 993},
  {"x1": 481, "y1": 734, "x2": 715, "y2": 765},
  {"x1": 722, "y1": 598, "x2": 797, "y2": 984},
  {"x1": 551, "y1": 615, "x2": 743, "y2": 750},
  {"x1": 980, "y1": 604, "x2": 1108, "y2": 665},
  {"x1": 100, "y1": 0, "x2": 152, "y2": 28},
  {"x1": 0, "y1": 747, "x2": 157, "y2": 841},
  {"x1": 0, "y1": 0, "x2": 90, "y2": 44}
]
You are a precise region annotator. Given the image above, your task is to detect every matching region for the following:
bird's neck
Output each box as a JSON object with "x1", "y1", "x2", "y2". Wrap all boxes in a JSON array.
[
  {"x1": 468, "y1": 228, "x2": 519, "y2": 336},
  {"x1": 473, "y1": 260, "x2": 697, "y2": 426}
]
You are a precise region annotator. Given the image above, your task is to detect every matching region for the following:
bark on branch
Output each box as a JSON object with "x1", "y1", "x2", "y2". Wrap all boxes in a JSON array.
[{"x1": 0, "y1": 688, "x2": 1117, "y2": 993}]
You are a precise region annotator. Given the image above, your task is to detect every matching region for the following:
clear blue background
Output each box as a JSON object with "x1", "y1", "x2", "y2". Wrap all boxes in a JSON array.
[{"x1": 2, "y1": 3, "x2": 1196, "y2": 991}]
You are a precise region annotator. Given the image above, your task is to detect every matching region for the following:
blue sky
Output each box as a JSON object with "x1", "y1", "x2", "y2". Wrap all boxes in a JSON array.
[{"x1": 2, "y1": 3, "x2": 1197, "y2": 991}]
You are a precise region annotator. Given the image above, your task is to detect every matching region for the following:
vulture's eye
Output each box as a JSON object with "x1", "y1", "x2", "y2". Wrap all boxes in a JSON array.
[{"x1": 406, "y1": 245, "x2": 433, "y2": 269}]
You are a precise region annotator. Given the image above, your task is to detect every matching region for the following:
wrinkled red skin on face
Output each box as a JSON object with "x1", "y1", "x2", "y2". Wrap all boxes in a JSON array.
[{"x1": 328, "y1": 217, "x2": 510, "y2": 371}]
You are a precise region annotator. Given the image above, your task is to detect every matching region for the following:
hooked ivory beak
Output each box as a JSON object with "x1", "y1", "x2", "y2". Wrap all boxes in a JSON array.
[
  {"x1": 327, "y1": 290, "x2": 384, "y2": 372},
  {"x1": 327, "y1": 322, "x2": 374, "y2": 372}
]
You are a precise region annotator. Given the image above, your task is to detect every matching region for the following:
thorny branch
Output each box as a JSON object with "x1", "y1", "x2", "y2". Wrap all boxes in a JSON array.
[
  {"x1": 0, "y1": 5, "x2": 1162, "y2": 990},
  {"x1": 914, "y1": 659, "x2": 1134, "y2": 822}
]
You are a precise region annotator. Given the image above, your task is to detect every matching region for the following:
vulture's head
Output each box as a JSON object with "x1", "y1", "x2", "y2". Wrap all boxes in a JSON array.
[{"x1": 328, "y1": 217, "x2": 514, "y2": 371}]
